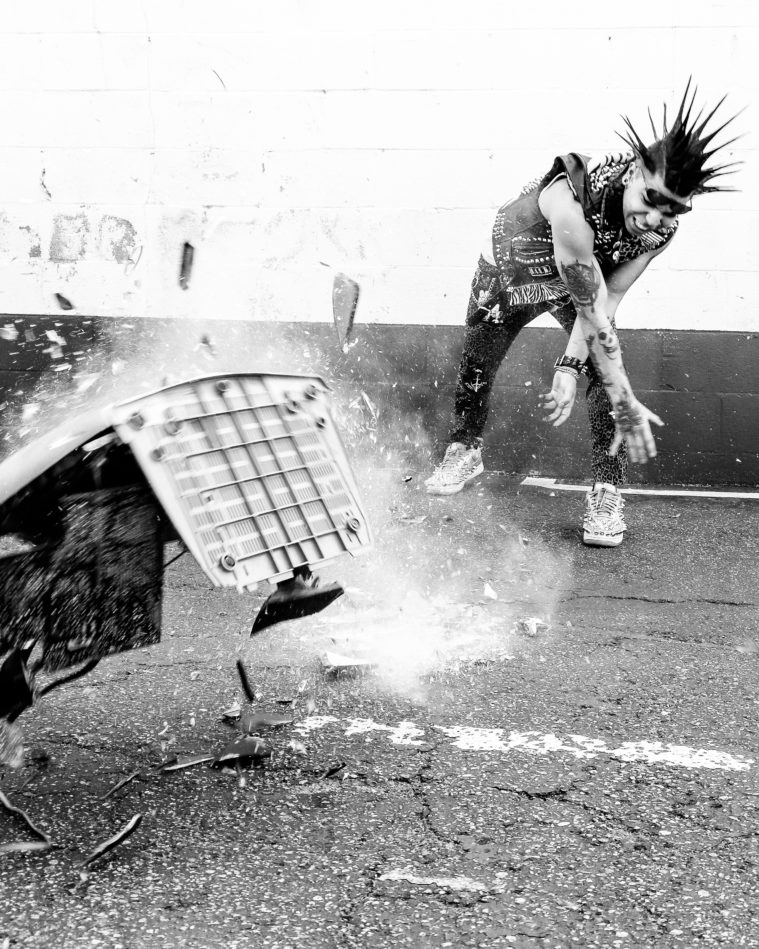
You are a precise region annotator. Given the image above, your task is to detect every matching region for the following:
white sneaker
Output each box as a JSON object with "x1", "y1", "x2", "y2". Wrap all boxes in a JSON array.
[
  {"x1": 583, "y1": 482, "x2": 626, "y2": 547},
  {"x1": 425, "y1": 442, "x2": 484, "y2": 496}
]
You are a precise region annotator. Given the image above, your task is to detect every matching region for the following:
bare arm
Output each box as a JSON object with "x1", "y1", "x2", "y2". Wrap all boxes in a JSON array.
[
  {"x1": 538, "y1": 178, "x2": 663, "y2": 460},
  {"x1": 561, "y1": 247, "x2": 664, "y2": 364}
]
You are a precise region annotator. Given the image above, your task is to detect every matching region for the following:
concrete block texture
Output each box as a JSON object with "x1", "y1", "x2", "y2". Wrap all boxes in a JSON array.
[
  {"x1": 0, "y1": 4, "x2": 755, "y2": 329},
  {"x1": 0, "y1": 318, "x2": 756, "y2": 486}
]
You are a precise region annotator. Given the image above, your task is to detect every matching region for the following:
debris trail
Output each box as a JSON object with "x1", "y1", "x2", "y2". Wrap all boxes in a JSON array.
[
  {"x1": 78, "y1": 814, "x2": 142, "y2": 871},
  {"x1": 0, "y1": 789, "x2": 53, "y2": 854},
  {"x1": 100, "y1": 770, "x2": 142, "y2": 801}
]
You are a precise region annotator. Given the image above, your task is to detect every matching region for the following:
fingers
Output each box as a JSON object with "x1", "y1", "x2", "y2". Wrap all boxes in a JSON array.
[
  {"x1": 608, "y1": 401, "x2": 665, "y2": 462},
  {"x1": 540, "y1": 391, "x2": 573, "y2": 426},
  {"x1": 608, "y1": 425, "x2": 657, "y2": 463}
]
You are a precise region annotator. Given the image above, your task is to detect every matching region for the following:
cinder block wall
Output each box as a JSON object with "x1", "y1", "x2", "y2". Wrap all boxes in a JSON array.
[{"x1": 0, "y1": 3, "x2": 757, "y2": 483}]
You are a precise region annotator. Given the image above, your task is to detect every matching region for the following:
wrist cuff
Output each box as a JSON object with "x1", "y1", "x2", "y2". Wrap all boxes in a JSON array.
[
  {"x1": 556, "y1": 365, "x2": 580, "y2": 379},
  {"x1": 554, "y1": 354, "x2": 589, "y2": 377}
]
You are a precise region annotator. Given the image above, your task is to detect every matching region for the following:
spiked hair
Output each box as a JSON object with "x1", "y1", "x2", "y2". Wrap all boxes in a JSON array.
[{"x1": 618, "y1": 79, "x2": 743, "y2": 196}]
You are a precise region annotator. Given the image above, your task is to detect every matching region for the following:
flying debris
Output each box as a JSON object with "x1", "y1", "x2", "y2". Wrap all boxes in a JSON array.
[
  {"x1": 179, "y1": 242, "x2": 194, "y2": 290},
  {"x1": 331, "y1": 272, "x2": 360, "y2": 351},
  {"x1": 0, "y1": 373, "x2": 372, "y2": 764},
  {"x1": 54, "y1": 293, "x2": 74, "y2": 312}
]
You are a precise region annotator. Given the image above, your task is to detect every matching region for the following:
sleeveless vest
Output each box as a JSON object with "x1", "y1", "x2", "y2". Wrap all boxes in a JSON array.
[{"x1": 491, "y1": 152, "x2": 678, "y2": 308}]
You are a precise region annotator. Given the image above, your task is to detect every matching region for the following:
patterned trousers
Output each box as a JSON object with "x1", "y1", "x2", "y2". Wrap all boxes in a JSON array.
[{"x1": 449, "y1": 257, "x2": 627, "y2": 486}]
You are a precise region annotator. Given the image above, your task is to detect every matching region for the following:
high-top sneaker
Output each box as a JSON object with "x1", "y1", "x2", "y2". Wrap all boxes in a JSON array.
[
  {"x1": 583, "y1": 482, "x2": 626, "y2": 546},
  {"x1": 425, "y1": 442, "x2": 484, "y2": 496}
]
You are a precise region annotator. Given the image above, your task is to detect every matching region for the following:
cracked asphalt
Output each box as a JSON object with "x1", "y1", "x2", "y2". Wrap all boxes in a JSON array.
[{"x1": 1, "y1": 470, "x2": 758, "y2": 949}]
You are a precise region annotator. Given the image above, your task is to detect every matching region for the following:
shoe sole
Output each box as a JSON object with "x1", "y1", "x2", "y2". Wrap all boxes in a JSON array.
[
  {"x1": 583, "y1": 531, "x2": 624, "y2": 547},
  {"x1": 425, "y1": 462, "x2": 484, "y2": 496}
]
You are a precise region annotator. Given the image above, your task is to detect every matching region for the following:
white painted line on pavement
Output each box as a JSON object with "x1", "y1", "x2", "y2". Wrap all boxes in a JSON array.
[
  {"x1": 441, "y1": 727, "x2": 752, "y2": 771},
  {"x1": 521, "y1": 476, "x2": 759, "y2": 500},
  {"x1": 294, "y1": 717, "x2": 752, "y2": 772}
]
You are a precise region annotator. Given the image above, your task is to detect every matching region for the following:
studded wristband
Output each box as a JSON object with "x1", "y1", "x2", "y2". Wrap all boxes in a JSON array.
[
  {"x1": 555, "y1": 365, "x2": 580, "y2": 379},
  {"x1": 554, "y1": 354, "x2": 589, "y2": 377}
]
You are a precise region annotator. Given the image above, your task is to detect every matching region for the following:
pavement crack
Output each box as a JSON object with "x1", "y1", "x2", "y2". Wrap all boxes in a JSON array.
[
  {"x1": 335, "y1": 859, "x2": 385, "y2": 949},
  {"x1": 409, "y1": 739, "x2": 456, "y2": 847},
  {"x1": 494, "y1": 783, "x2": 574, "y2": 802},
  {"x1": 566, "y1": 592, "x2": 755, "y2": 607}
]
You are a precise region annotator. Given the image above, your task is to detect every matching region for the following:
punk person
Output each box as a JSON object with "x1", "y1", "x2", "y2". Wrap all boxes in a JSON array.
[{"x1": 425, "y1": 82, "x2": 741, "y2": 546}]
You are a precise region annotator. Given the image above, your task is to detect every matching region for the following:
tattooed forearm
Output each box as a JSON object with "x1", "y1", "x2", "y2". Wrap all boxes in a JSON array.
[
  {"x1": 561, "y1": 259, "x2": 601, "y2": 308},
  {"x1": 597, "y1": 328, "x2": 620, "y2": 359}
]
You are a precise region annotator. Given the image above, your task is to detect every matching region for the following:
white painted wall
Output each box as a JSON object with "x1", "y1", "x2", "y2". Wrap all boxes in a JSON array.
[{"x1": 0, "y1": 1, "x2": 756, "y2": 329}]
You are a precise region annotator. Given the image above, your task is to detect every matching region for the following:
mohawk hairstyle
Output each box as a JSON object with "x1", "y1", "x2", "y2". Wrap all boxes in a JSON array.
[{"x1": 618, "y1": 78, "x2": 743, "y2": 196}]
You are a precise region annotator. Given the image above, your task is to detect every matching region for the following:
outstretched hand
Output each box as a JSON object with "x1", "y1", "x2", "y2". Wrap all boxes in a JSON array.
[
  {"x1": 540, "y1": 371, "x2": 577, "y2": 427},
  {"x1": 608, "y1": 398, "x2": 664, "y2": 463}
]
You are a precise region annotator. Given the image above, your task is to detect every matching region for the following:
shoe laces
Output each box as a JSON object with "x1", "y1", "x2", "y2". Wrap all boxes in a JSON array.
[
  {"x1": 594, "y1": 488, "x2": 623, "y2": 519},
  {"x1": 439, "y1": 443, "x2": 468, "y2": 470}
]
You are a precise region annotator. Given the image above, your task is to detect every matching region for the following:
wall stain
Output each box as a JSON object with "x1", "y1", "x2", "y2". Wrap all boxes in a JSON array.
[
  {"x1": 50, "y1": 215, "x2": 89, "y2": 262},
  {"x1": 19, "y1": 226, "x2": 41, "y2": 258},
  {"x1": 99, "y1": 216, "x2": 139, "y2": 265}
]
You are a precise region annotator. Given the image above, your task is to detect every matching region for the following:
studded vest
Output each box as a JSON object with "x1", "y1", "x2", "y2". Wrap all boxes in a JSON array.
[{"x1": 491, "y1": 152, "x2": 678, "y2": 307}]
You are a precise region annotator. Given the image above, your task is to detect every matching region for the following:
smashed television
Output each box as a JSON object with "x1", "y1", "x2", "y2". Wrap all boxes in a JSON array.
[{"x1": 0, "y1": 372, "x2": 372, "y2": 760}]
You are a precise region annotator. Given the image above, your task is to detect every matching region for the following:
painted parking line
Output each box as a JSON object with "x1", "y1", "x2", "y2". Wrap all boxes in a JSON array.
[
  {"x1": 521, "y1": 476, "x2": 759, "y2": 501},
  {"x1": 294, "y1": 716, "x2": 753, "y2": 772}
]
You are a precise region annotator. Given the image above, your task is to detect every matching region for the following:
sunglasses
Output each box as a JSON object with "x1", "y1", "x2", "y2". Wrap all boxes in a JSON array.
[{"x1": 643, "y1": 187, "x2": 692, "y2": 216}]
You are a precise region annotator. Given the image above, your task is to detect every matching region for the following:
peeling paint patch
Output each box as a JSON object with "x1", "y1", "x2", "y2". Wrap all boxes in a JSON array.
[
  {"x1": 99, "y1": 216, "x2": 139, "y2": 265},
  {"x1": 0, "y1": 216, "x2": 42, "y2": 260},
  {"x1": 50, "y1": 214, "x2": 89, "y2": 261},
  {"x1": 379, "y1": 868, "x2": 489, "y2": 892},
  {"x1": 18, "y1": 226, "x2": 41, "y2": 258}
]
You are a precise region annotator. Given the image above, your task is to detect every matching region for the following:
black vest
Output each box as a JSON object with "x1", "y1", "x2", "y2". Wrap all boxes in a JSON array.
[{"x1": 491, "y1": 152, "x2": 677, "y2": 308}]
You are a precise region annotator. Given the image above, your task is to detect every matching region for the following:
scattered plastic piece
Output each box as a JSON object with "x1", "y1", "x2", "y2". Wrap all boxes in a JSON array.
[
  {"x1": 513, "y1": 617, "x2": 550, "y2": 637},
  {"x1": 0, "y1": 650, "x2": 35, "y2": 722},
  {"x1": 197, "y1": 333, "x2": 216, "y2": 359},
  {"x1": 235, "y1": 659, "x2": 256, "y2": 703},
  {"x1": 221, "y1": 701, "x2": 242, "y2": 722},
  {"x1": 212, "y1": 735, "x2": 271, "y2": 768},
  {"x1": 332, "y1": 272, "x2": 360, "y2": 350},
  {"x1": 0, "y1": 789, "x2": 53, "y2": 854},
  {"x1": 251, "y1": 572, "x2": 344, "y2": 635},
  {"x1": 101, "y1": 769, "x2": 142, "y2": 801},
  {"x1": 483, "y1": 582, "x2": 498, "y2": 600},
  {"x1": 78, "y1": 814, "x2": 142, "y2": 870},
  {"x1": 179, "y1": 242, "x2": 194, "y2": 289},
  {"x1": 160, "y1": 754, "x2": 214, "y2": 772},
  {"x1": 54, "y1": 293, "x2": 74, "y2": 311},
  {"x1": 0, "y1": 719, "x2": 25, "y2": 769},
  {"x1": 736, "y1": 640, "x2": 759, "y2": 655},
  {"x1": 320, "y1": 651, "x2": 375, "y2": 677},
  {"x1": 240, "y1": 710, "x2": 294, "y2": 734}
]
